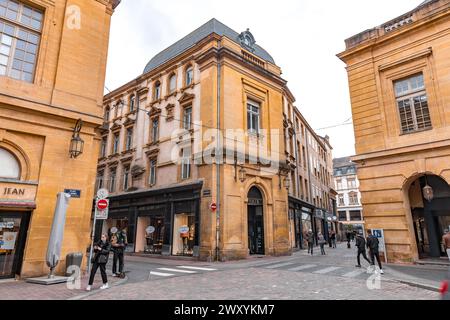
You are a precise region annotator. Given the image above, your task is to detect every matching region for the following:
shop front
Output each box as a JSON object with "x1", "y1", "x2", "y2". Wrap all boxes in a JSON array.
[
  {"x1": 0, "y1": 152, "x2": 37, "y2": 279},
  {"x1": 288, "y1": 196, "x2": 315, "y2": 250},
  {"x1": 97, "y1": 181, "x2": 202, "y2": 257}
]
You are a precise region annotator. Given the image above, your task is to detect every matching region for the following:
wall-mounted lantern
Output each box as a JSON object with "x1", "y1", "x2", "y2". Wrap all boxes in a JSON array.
[
  {"x1": 239, "y1": 166, "x2": 247, "y2": 183},
  {"x1": 422, "y1": 175, "x2": 434, "y2": 202},
  {"x1": 69, "y1": 119, "x2": 84, "y2": 159},
  {"x1": 283, "y1": 176, "x2": 291, "y2": 190}
]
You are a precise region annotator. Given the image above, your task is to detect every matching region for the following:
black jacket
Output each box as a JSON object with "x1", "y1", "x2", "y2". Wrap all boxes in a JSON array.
[
  {"x1": 93, "y1": 240, "x2": 111, "y2": 264},
  {"x1": 355, "y1": 235, "x2": 366, "y2": 250},
  {"x1": 366, "y1": 235, "x2": 379, "y2": 251}
]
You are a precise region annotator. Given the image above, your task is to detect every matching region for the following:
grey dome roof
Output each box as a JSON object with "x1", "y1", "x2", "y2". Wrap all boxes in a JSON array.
[{"x1": 143, "y1": 18, "x2": 275, "y2": 75}]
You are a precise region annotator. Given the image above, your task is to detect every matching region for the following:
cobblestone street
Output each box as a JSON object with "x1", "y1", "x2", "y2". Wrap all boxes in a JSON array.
[{"x1": 0, "y1": 243, "x2": 445, "y2": 300}]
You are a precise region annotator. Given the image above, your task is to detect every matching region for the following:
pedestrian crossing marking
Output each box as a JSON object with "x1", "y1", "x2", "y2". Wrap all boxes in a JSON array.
[
  {"x1": 150, "y1": 271, "x2": 174, "y2": 277},
  {"x1": 342, "y1": 269, "x2": 366, "y2": 278},
  {"x1": 265, "y1": 262, "x2": 296, "y2": 269},
  {"x1": 313, "y1": 267, "x2": 342, "y2": 274},
  {"x1": 158, "y1": 268, "x2": 197, "y2": 274},
  {"x1": 287, "y1": 264, "x2": 317, "y2": 271},
  {"x1": 178, "y1": 266, "x2": 217, "y2": 271}
]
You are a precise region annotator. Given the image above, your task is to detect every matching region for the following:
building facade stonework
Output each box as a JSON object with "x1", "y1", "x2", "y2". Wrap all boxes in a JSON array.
[
  {"x1": 97, "y1": 18, "x2": 336, "y2": 261},
  {"x1": 0, "y1": 0, "x2": 118, "y2": 278},
  {"x1": 338, "y1": 0, "x2": 450, "y2": 263}
]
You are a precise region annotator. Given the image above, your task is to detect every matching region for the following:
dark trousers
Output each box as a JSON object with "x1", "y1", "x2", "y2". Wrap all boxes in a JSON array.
[
  {"x1": 89, "y1": 262, "x2": 107, "y2": 285},
  {"x1": 369, "y1": 250, "x2": 383, "y2": 269},
  {"x1": 308, "y1": 242, "x2": 314, "y2": 255},
  {"x1": 357, "y1": 249, "x2": 371, "y2": 266},
  {"x1": 332, "y1": 239, "x2": 336, "y2": 248},
  {"x1": 320, "y1": 244, "x2": 326, "y2": 255},
  {"x1": 112, "y1": 250, "x2": 124, "y2": 274}
]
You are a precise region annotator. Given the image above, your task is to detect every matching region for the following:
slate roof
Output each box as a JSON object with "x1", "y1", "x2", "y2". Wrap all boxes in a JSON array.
[{"x1": 142, "y1": 18, "x2": 275, "y2": 74}]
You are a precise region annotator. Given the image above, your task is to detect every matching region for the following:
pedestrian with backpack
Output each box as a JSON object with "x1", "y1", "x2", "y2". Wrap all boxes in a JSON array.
[
  {"x1": 354, "y1": 231, "x2": 371, "y2": 268},
  {"x1": 366, "y1": 230, "x2": 384, "y2": 274},
  {"x1": 111, "y1": 228, "x2": 127, "y2": 278}
]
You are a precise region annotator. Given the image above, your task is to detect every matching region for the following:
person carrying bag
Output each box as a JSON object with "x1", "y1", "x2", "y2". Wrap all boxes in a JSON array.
[{"x1": 86, "y1": 233, "x2": 111, "y2": 291}]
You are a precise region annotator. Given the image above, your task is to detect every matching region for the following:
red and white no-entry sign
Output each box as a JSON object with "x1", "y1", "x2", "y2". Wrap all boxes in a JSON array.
[
  {"x1": 210, "y1": 202, "x2": 217, "y2": 211},
  {"x1": 97, "y1": 199, "x2": 108, "y2": 210}
]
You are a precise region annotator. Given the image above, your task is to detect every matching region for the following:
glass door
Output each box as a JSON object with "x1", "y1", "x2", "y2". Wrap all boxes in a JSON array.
[{"x1": 0, "y1": 212, "x2": 30, "y2": 279}]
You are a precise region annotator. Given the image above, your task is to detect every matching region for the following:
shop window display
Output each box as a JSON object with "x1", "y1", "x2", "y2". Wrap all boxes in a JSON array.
[
  {"x1": 173, "y1": 213, "x2": 196, "y2": 256},
  {"x1": 144, "y1": 218, "x2": 165, "y2": 255},
  {"x1": 0, "y1": 216, "x2": 23, "y2": 278}
]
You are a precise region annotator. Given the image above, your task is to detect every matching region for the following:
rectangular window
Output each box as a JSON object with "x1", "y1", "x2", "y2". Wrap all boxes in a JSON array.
[
  {"x1": 347, "y1": 178, "x2": 357, "y2": 189},
  {"x1": 109, "y1": 168, "x2": 116, "y2": 193},
  {"x1": 350, "y1": 210, "x2": 362, "y2": 221},
  {"x1": 129, "y1": 95, "x2": 135, "y2": 113},
  {"x1": 112, "y1": 133, "x2": 120, "y2": 154},
  {"x1": 394, "y1": 73, "x2": 431, "y2": 134},
  {"x1": 100, "y1": 136, "x2": 107, "y2": 158},
  {"x1": 181, "y1": 147, "x2": 191, "y2": 180},
  {"x1": 348, "y1": 192, "x2": 359, "y2": 205},
  {"x1": 151, "y1": 118, "x2": 159, "y2": 143},
  {"x1": 123, "y1": 165, "x2": 130, "y2": 191},
  {"x1": 338, "y1": 194, "x2": 345, "y2": 206},
  {"x1": 183, "y1": 106, "x2": 192, "y2": 131},
  {"x1": 247, "y1": 100, "x2": 260, "y2": 134},
  {"x1": 338, "y1": 211, "x2": 347, "y2": 221},
  {"x1": 149, "y1": 159, "x2": 156, "y2": 186},
  {"x1": 0, "y1": 0, "x2": 43, "y2": 82},
  {"x1": 96, "y1": 170, "x2": 104, "y2": 191},
  {"x1": 125, "y1": 128, "x2": 133, "y2": 151},
  {"x1": 186, "y1": 67, "x2": 193, "y2": 86}
]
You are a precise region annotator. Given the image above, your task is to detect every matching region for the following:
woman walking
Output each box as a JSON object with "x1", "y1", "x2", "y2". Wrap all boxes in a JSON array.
[
  {"x1": 86, "y1": 233, "x2": 111, "y2": 291},
  {"x1": 318, "y1": 232, "x2": 326, "y2": 255}
]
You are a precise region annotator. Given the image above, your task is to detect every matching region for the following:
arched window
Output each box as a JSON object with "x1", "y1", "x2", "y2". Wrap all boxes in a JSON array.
[
  {"x1": 0, "y1": 148, "x2": 20, "y2": 179},
  {"x1": 169, "y1": 74, "x2": 176, "y2": 94},
  {"x1": 154, "y1": 81, "x2": 161, "y2": 100},
  {"x1": 185, "y1": 66, "x2": 193, "y2": 86}
]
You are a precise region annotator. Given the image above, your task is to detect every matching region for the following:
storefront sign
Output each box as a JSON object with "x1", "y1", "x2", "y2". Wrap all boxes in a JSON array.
[
  {"x1": 64, "y1": 189, "x2": 81, "y2": 198},
  {"x1": 0, "y1": 182, "x2": 37, "y2": 202},
  {"x1": 179, "y1": 226, "x2": 190, "y2": 234},
  {"x1": 146, "y1": 226, "x2": 155, "y2": 234},
  {"x1": 248, "y1": 199, "x2": 263, "y2": 206}
]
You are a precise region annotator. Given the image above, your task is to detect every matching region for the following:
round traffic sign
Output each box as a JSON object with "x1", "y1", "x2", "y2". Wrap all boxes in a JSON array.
[
  {"x1": 210, "y1": 202, "x2": 217, "y2": 211},
  {"x1": 97, "y1": 199, "x2": 108, "y2": 210}
]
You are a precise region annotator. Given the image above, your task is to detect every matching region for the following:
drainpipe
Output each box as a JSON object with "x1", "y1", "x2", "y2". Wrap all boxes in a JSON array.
[{"x1": 215, "y1": 52, "x2": 221, "y2": 262}]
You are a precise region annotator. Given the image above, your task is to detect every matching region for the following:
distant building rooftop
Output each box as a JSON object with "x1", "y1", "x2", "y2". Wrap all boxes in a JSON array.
[
  {"x1": 342, "y1": 0, "x2": 441, "y2": 50},
  {"x1": 142, "y1": 18, "x2": 276, "y2": 74}
]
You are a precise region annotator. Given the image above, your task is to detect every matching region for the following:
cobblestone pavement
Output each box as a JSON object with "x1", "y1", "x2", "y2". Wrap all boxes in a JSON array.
[
  {"x1": 0, "y1": 270, "x2": 125, "y2": 300},
  {"x1": 0, "y1": 243, "x2": 445, "y2": 300},
  {"x1": 84, "y1": 267, "x2": 438, "y2": 300},
  {"x1": 82, "y1": 243, "x2": 441, "y2": 300}
]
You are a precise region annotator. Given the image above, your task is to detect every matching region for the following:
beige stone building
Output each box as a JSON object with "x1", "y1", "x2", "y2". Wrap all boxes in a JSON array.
[
  {"x1": 97, "y1": 18, "x2": 336, "y2": 261},
  {"x1": 338, "y1": 0, "x2": 450, "y2": 262},
  {"x1": 284, "y1": 101, "x2": 337, "y2": 250},
  {"x1": 0, "y1": 0, "x2": 119, "y2": 279}
]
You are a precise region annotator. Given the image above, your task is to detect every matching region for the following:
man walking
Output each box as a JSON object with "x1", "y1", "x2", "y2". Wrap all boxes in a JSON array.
[
  {"x1": 354, "y1": 231, "x2": 371, "y2": 268},
  {"x1": 306, "y1": 229, "x2": 314, "y2": 256},
  {"x1": 330, "y1": 231, "x2": 337, "y2": 249},
  {"x1": 443, "y1": 229, "x2": 450, "y2": 261},
  {"x1": 111, "y1": 228, "x2": 127, "y2": 277},
  {"x1": 366, "y1": 230, "x2": 384, "y2": 274}
]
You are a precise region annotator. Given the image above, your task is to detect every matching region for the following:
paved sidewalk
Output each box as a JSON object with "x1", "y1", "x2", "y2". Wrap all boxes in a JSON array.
[{"x1": 0, "y1": 270, "x2": 126, "y2": 300}]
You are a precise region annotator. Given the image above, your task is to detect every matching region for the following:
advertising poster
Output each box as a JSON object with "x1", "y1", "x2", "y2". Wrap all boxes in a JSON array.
[{"x1": 1, "y1": 232, "x2": 17, "y2": 250}]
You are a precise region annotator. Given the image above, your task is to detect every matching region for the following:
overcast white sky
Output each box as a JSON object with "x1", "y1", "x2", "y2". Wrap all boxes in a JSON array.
[{"x1": 104, "y1": 0, "x2": 424, "y2": 159}]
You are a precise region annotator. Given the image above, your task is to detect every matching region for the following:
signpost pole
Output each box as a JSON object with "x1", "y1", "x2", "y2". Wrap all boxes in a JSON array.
[{"x1": 87, "y1": 201, "x2": 97, "y2": 276}]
